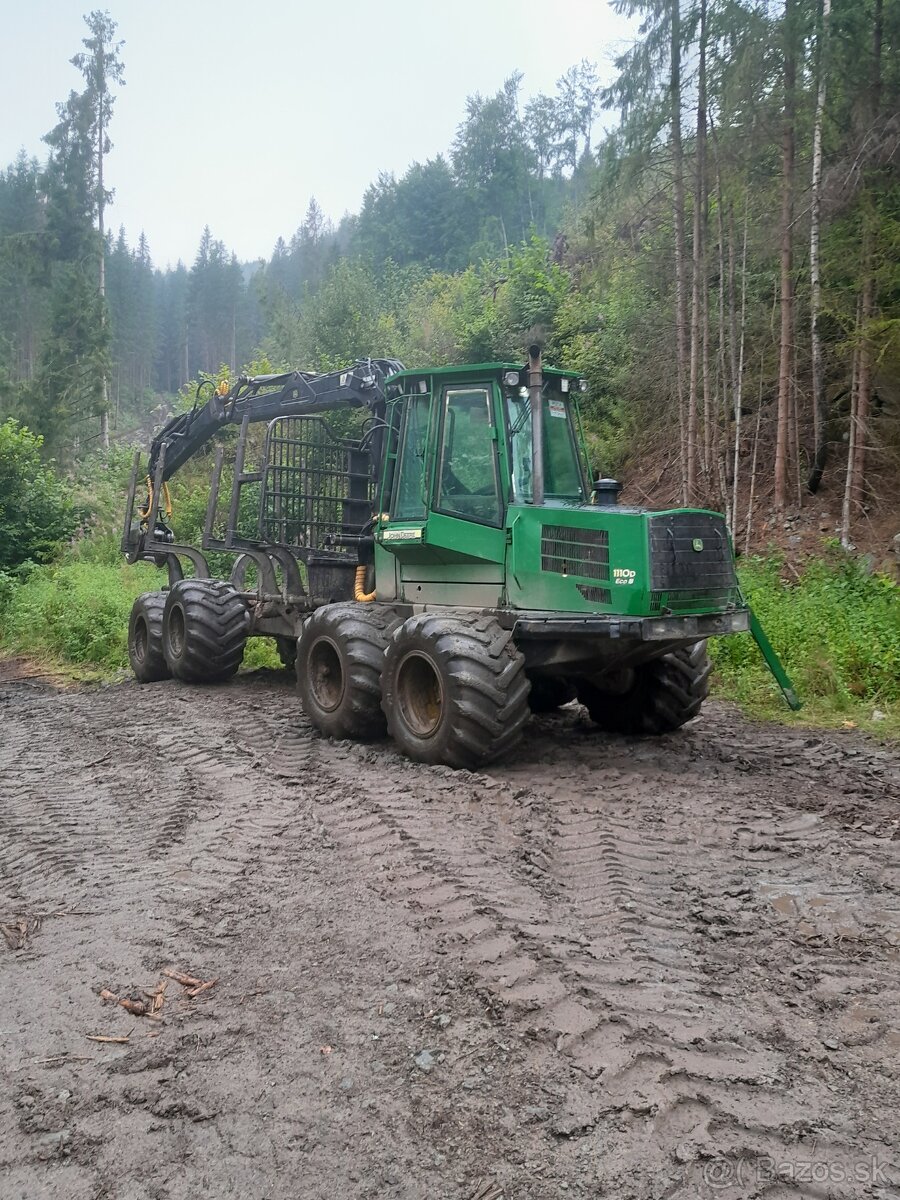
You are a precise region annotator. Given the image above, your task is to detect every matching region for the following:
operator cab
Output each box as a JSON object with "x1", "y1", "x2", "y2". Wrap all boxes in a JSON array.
[{"x1": 375, "y1": 360, "x2": 593, "y2": 607}]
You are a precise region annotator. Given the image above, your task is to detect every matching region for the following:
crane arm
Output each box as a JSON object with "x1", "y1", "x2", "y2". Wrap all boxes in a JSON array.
[{"x1": 147, "y1": 358, "x2": 404, "y2": 483}]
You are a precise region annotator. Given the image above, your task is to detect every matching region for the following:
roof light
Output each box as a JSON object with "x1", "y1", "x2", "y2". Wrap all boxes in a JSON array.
[
  {"x1": 418, "y1": 379, "x2": 428, "y2": 394},
  {"x1": 502, "y1": 371, "x2": 520, "y2": 387},
  {"x1": 579, "y1": 378, "x2": 589, "y2": 393}
]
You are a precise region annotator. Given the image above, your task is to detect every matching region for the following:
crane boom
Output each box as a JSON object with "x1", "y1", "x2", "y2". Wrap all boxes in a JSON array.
[{"x1": 147, "y1": 358, "x2": 404, "y2": 483}]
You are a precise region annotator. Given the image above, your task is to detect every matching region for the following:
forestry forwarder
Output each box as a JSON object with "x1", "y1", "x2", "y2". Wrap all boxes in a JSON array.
[{"x1": 122, "y1": 348, "x2": 799, "y2": 769}]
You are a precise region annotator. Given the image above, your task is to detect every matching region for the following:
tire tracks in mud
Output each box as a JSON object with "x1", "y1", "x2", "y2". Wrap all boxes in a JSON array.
[
  {"x1": 232, "y1": 689, "x2": 900, "y2": 1198},
  {"x1": 1, "y1": 678, "x2": 897, "y2": 1197}
]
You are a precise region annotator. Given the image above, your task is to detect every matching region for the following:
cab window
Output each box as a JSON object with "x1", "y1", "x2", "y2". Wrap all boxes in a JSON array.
[
  {"x1": 392, "y1": 395, "x2": 429, "y2": 520},
  {"x1": 436, "y1": 387, "x2": 502, "y2": 525},
  {"x1": 506, "y1": 389, "x2": 585, "y2": 502}
]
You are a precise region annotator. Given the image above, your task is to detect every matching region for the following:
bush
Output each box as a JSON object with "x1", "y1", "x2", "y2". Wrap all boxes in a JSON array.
[
  {"x1": 712, "y1": 552, "x2": 900, "y2": 710},
  {"x1": 0, "y1": 420, "x2": 79, "y2": 572},
  {"x1": 0, "y1": 560, "x2": 162, "y2": 672}
]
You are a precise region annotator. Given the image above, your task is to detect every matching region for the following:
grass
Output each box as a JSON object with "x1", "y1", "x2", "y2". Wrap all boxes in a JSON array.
[
  {"x1": 710, "y1": 550, "x2": 900, "y2": 738},
  {"x1": 0, "y1": 559, "x2": 284, "y2": 679}
]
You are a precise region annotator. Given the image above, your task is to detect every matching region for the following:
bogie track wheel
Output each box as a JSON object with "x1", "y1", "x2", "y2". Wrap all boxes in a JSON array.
[
  {"x1": 578, "y1": 641, "x2": 712, "y2": 734},
  {"x1": 296, "y1": 603, "x2": 400, "y2": 740},
  {"x1": 381, "y1": 613, "x2": 531, "y2": 769},
  {"x1": 128, "y1": 591, "x2": 171, "y2": 683},
  {"x1": 162, "y1": 579, "x2": 250, "y2": 683}
]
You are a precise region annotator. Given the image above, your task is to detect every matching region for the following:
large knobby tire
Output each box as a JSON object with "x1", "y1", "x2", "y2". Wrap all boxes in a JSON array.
[
  {"x1": 578, "y1": 641, "x2": 712, "y2": 735},
  {"x1": 296, "y1": 603, "x2": 400, "y2": 740},
  {"x1": 381, "y1": 613, "x2": 531, "y2": 769},
  {"x1": 162, "y1": 579, "x2": 250, "y2": 683},
  {"x1": 128, "y1": 592, "x2": 171, "y2": 683}
]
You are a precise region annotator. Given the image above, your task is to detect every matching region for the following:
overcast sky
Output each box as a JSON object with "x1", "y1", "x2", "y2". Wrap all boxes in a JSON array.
[{"x1": 3, "y1": 0, "x2": 635, "y2": 270}]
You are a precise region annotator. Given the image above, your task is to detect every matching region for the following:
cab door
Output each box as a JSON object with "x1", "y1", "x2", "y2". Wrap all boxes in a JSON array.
[{"x1": 377, "y1": 383, "x2": 508, "y2": 607}]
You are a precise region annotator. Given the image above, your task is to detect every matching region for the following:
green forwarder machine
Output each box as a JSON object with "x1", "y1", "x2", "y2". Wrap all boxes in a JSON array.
[{"x1": 122, "y1": 348, "x2": 798, "y2": 769}]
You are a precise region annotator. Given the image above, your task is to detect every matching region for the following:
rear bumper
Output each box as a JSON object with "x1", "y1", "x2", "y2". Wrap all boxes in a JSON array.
[{"x1": 512, "y1": 609, "x2": 750, "y2": 640}]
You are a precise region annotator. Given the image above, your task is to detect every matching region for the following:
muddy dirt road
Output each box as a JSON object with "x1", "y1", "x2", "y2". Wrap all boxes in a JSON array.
[{"x1": 0, "y1": 671, "x2": 898, "y2": 1200}]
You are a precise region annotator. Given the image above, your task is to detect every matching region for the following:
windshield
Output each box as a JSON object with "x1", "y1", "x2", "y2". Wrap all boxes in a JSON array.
[{"x1": 506, "y1": 387, "x2": 587, "y2": 503}]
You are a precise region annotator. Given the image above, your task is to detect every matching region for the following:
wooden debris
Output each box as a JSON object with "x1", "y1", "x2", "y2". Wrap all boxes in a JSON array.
[
  {"x1": 186, "y1": 978, "x2": 218, "y2": 999},
  {"x1": 33, "y1": 1055, "x2": 93, "y2": 1066},
  {"x1": 99, "y1": 988, "x2": 147, "y2": 1016},
  {"x1": 150, "y1": 979, "x2": 168, "y2": 1015},
  {"x1": 118, "y1": 997, "x2": 148, "y2": 1016},
  {"x1": 162, "y1": 967, "x2": 204, "y2": 988},
  {"x1": 86, "y1": 1033, "x2": 131, "y2": 1044},
  {"x1": 163, "y1": 966, "x2": 218, "y2": 998},
  {"x1": 1, "y1": 918, "x2": 42, "y2": 951}
]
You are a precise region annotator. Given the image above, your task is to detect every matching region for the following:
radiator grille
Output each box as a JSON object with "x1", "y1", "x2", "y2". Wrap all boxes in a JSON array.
[
  {"x1": 648, "y1": 512, "x2": 738, "y2": 610},
  {"x1": 541, "y1": 525, "x2": 609, "y2": 581}
]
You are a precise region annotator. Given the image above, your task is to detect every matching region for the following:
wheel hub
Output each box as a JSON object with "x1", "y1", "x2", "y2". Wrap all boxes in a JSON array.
[
  {"x1": 309, "y1": 637, "x2": 345, "y2": 712},
  {"x1": 397, "y1": 652, "x2": 444, "y2": 738},
  {"x1": 168, "y1": 606, "x2": 185, "y2": 657}
]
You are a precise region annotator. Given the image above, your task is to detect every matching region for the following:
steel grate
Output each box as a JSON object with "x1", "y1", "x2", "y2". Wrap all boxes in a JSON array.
[
  {"x1": 259, "y1": 416, "x2": 371, "y2": 556},
  {"x1": 541, "y1": 525, "x2": 610, "y2": 581},
  {"x1": 648, "y1": 513, "x2": 737, "y2": 593}
]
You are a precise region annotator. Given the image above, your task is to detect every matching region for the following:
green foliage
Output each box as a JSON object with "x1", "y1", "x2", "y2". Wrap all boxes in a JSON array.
[
  {"x1": 712, "y1": 553, "x2": 900, "y2": 715},
  {"x1": 0, "y1": 559, "x2": 160, "y2": 671},
  {"x1": 0, "y1": 420, "x2": 79, "y2": 572}
]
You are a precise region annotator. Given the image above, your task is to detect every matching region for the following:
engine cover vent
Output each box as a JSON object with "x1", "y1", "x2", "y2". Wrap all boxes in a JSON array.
[
  {"x1": 541, "y1": 525, "x2": 610, "y2": 581},
  {"x1": 577, "y1": 584, "x2": 612, "y2": 605}
]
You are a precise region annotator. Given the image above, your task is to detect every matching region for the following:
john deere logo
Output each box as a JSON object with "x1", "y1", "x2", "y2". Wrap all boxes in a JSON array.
[{"x1": 692, "y1": 538, "x2": 704, "y2": 552}]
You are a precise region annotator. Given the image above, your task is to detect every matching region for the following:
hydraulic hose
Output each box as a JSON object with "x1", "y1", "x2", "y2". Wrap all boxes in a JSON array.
[{"x1": 354, "y1": 565, "x2": 376, "y2": 603}]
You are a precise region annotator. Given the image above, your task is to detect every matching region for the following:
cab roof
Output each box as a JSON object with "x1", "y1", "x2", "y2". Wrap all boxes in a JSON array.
[{"x1": 386, "y1": 362, "x2": 582, "y2": 385}]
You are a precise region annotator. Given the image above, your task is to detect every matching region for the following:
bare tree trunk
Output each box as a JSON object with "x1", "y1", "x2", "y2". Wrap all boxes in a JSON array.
[
  {"x1": 97, "y1": 79, "x2": 110, "y2": 453},
  {"x1": 843, "y1": 0, "x2": 882, "y2": 536},
  {"x1": 807, "y1": 0, "x2": 832, "y2": 493},
  {"x1": 732, "y1": 199, "x2": 749, "y2": 530},
  {"x1": 841, "y1": 317, "x2": 861, "y2": 547},
  {"x1": 671, "y1": 0, "x2": 689, "y2": 504},
  {"x1": 687, "y1": 0, "x2": 707, "y2": 502},
  {"x1": 774, "y1": 0, "x2": 796, "y2": 515},
  {"x1": 745, "y1": 362, "x2": 765, "y2": 555},
  {"x1": 712, "y1": 130, "x2": 730, "y2": 520},
  {"x1": 702, "y1": 270, "x2": 712, "y2": 488},
  {"x1": 850, "y1": 241, "x2": 876, "y2": 514}
]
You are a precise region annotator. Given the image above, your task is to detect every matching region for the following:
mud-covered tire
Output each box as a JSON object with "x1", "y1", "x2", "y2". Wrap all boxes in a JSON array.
[
  {"x1": 381, "y1": 613, "x2": 531, "y2": 769},
  {"x1": 276, "y1": 636, "x2": 297, "y2": 672},
  {"x1": 578, "y1": 641, "x2": 711, "y2": 734},
  {"x1": 528, "y1": 675, "x2": 577, "y2": 713},
  {"x1": 162, "y1": 579, "x2": 250, "y2": 683},
  {"x1": 128, "y1": 592, "x2": 171, "y2": 683},
  {"x1": 296, "y1": 603, "x2": 400, "y2": 740}
]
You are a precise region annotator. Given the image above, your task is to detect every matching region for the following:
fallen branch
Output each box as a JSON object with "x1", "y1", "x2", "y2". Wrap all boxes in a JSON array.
[
  {"x1": 86, "y1": 1032, "x2": 132, "y2": 1044},
  {"x1": 162, "y1": 967, "x2": 204, "y2": 988},
  {"x1": 99, "y1": 988, "x2": 147, "y2": 1016},
  {"x1": 82, "y1": 752, "x2": 112, "y2": 771},
  {"x1": 186, "y1": 978, "x2": 218, "y2": 999},
  {"x1": 33, "y1": 1054, "x2": 94, "y2": 1065}
]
